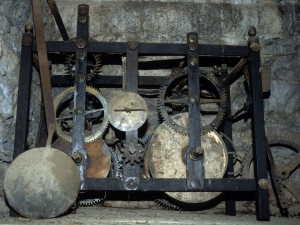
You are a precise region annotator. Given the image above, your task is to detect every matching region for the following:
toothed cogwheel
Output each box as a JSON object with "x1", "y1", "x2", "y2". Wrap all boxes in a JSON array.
[
  {"x1": 121, "y1": 143, "x2": 144, "y2": 165},
  {"x1": 241, "y1": 134, "x2": 300, "y2": 217},
  {"x1": 65, "y1": 54, "x2": 101, "y2": 81},
  {"x1": 54, "y1": 86, "x2": 109, "y2": 143},
  {"x1": 157, "y1": 67, "x2": 228, "y2": 136}
]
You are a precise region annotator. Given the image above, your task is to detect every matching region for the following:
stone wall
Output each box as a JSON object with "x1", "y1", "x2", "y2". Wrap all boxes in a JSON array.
[{"x1": 0, "y1": 0, "x2": 299, "y2": 217}]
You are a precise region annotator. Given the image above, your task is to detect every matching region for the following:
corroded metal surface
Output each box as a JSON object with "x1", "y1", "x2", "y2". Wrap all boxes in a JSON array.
[
  {"x1": 148, "y1": 113, "x2": 228, "y2": 203},
  {"x1": 107, "y1": 92, "x2": 148, "y2": 131},
  {"x1": 4, "y1": 147, "x2": 80, "y2": 219},
  {"x1": 52, "y1": 132, "x2": 111, "y2": 179}
]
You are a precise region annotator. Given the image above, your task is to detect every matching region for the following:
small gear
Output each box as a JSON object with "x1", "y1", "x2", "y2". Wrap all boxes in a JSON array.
[
  {"x1": 54, "y1": 86, "x2": 109, "y2": 143},
  {"x1": 121, "y1": 143, "x2": 144, "y2": 165},
  {"x1": 65, "y1": 53, "x2": 101, "y2": 81},
  {"x1": 158, "y1": 67, "x2": 228, "y2": 136}
]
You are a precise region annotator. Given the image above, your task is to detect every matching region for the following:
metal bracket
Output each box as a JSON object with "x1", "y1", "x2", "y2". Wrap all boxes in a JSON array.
[
  {"x1": 186, "y1": 32, "x2": 204, "y2": 190},
  {"x1": 70, "y1": 4, "x2": 89, "y2": 190}
]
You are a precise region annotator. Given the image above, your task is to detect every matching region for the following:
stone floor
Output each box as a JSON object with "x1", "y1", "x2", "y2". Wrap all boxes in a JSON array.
[{"x1": 0, "y1": 207, "x2": 299, "y2": 225}]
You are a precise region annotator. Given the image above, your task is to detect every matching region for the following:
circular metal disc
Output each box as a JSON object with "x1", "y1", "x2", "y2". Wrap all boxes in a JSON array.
[
  {"x1": 108, "y1": 92, "x2": 148, "y2": 131},
  {"x1": 52, "y1": 132, "x2": 111, "y2": 178},
  {"x1": 148, "y1": 113, "x2": 228, "y2": 203},
  {"x1": 4, "y1": 147, "x2": 80, "y2": 219}
]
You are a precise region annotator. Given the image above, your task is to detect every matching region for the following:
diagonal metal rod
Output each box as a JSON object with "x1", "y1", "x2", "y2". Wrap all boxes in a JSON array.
[{"x1": 47, "y1": 0, "x2": 69, "y2": 41}]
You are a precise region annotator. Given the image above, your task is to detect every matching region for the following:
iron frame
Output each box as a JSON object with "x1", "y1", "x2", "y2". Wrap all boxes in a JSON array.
[{"x1": 13, "y1": 4, "x2": 269, "y2": 220}]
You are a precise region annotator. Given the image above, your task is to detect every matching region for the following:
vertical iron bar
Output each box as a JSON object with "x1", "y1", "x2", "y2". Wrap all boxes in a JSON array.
[
  {"x1": 71, "y1": 4, "x2": 89, "y2": 190},
  {"x1": 223, "y1": 80, "x2": 236, "y2": 215},
  {"x1": 248, "y1": 36, "x2": 270, "y2": 220},
  {"x1": 123, "y1": 41, "x2": 140, "y2": 190},
  {"x1": 186, "y1": 33, "x2": 204, "y2": 190},
  {"x1": 13, "y1": 32, "x2": 33, "y2": 159}
]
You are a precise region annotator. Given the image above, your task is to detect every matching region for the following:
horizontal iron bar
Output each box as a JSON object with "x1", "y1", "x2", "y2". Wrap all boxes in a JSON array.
[
  {"x1": 51, "y1": 75, "x2": 165, "y2": 86},
  {"x1": 33, "y1": 41, "x2": 248, "y2": 56},
  {"x1": 86, "y1": 178, "x2": 256, "y2": 191}
]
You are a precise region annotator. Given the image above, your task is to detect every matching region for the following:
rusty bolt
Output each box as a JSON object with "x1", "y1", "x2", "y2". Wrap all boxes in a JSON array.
[
  {"x1": 188, "y1": 34, "x2": 197, "y2": 43},
  {"x1": 248, "y1": 26, "x2": 257, "y2": 37},
  {"x1": 190, "y1": 95, "x2": 200, "y2": 104},
  {"x1": 76, "y1": 74, "x2": 85, "y2": 83},
  {"x1": 78, "y1": 15, "x2": 87, "y2": 23},
  {"x1": 280, "y1": 169, "x2": 289, "y2": 179},
  {"x1": 128, "y1": 41, "x2": 138, "y2": 50},
  {"x1": 22, "y1": 37, "x2": 32, "y2": 47},
  {"x1": 258, "y1": 179, "x2": 268, "y2": 190},
  {"x1": 78, "y1": 5, "x2": 88, "y2": 15},
  {"x1": 77, "y1": 52, "x2": 86, "y2": 60},
  {"x1": 71, "y1": 152, "x2": 84, "y2": 165},
  {"x1": 74, "y1": 107, "x2": 84, "y2": 116},
  {"x1": 25, "y1": 21, "x2": 33, "y2": 33},
  {"x1": 189, "y1": 57, "x2": 198, "y2": 66},
  {"x1": 76, "y1": 39, "x2": 86, "y2": 49},
  {"x1": 250, "y1": 43, "x2": 261, "y2": 52},
  {"x1": 127, "y1": 179, "x2": 137, "y2": 189},
  {"x1": 190, "y1": 147, "x2": 204, "y2": 160},
  {"x1": 190, "y1": 179, "x2": 201, "y2": 189}
]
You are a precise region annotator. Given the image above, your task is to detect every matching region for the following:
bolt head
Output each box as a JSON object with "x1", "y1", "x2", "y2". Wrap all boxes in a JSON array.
[
  {"x1": 258, "y1": 179, "x2": 268, "y2": 190},
  {"x1": 189, "y1": 58, "x2": 198, "y2": 66},
  {"x1": 22, "y1": 37, "x2": 32, "y2": 47},
  {"x1": 78, "y1": 5, "x2": 88, "y2": 15},
  {"x1": 188, "y1": 34, "x2": 197, "y2": 43},
  {"x1": 128, "y1": 41, "x2": 138, "y2": 50},
  {"x1": 127, "y1": 179, "x2": 137, "y2": 189},
  {"x1": 190, "y1": 179, "x2": 201, "y2": 189},
  {"x1": 78, "y1": 15, "x2": 87, "y2": 23},
  {"x1": 25, "y1": 21, "x2": 33, "y2": 33},
  {"x1": 74, "y1": 107, "x2": 84, "y2": 116},
  {"x1": 190, "y1": 95, "x2": 199, "y2": 104},
  {"x1": 77, "y1": 52, "x2": 86, "y2": 61},
  {"x1": 76, "y1": 39, "x2": 86, "y2": 49},
  {"x1": 71, "y1": 152, "x2": 84, "y2": 165},
  {"x1": 248, "y1": 26, "x2": 257, "y2": 37},
  {"x1": 76, "y1": 74, "x2": 85, "y2": 83}
]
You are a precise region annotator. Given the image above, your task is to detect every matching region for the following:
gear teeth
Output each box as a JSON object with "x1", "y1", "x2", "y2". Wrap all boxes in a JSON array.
[
  {"x1": 155, "y1": 199, "x2": 181, "y2": 211},
  {"x1": 157, "y1": 67, "x2": 228, "y2": 137},
  {"x1": 64, "y1": 54, "x2": 102, "y2": 80},
  {"x1": 78, "y1": 198, "x2": 103, "y2": 207},
  {"x1": 54, "y1": 86, "x2": 109, "y2": 143}
]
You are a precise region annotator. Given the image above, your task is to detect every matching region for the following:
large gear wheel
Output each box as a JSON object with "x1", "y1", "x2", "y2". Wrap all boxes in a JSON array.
[
  {"x1": 148, "y1": 112, "x2": 228, "y2": 204},
  {"x1": 158, "y1": 67, "x2": 227, "y2": 136},
  {"x1": 65, "y1": 54, "x2": 101, "y2": 81},
  {"x1": 54, "y1": 86, "x2": 109, "y2": 143},
  {"x1": 241, "y1": 134, "x2": 300, "y2": 217}
]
